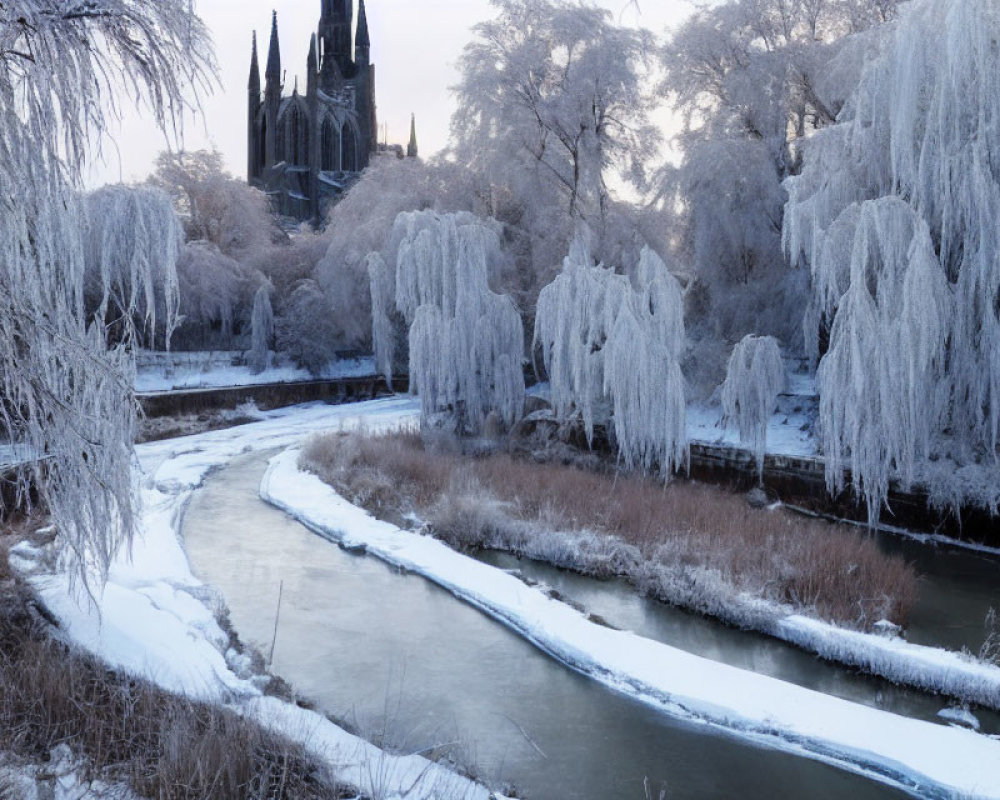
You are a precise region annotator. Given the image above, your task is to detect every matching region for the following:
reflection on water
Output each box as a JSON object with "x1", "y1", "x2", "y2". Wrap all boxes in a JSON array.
[
  {"x1": 874, "y1": 532, "x2": 1000, "y2": 657},
  {"x1": 182, "y1": 453, "x2": 916, "y2": 799}
]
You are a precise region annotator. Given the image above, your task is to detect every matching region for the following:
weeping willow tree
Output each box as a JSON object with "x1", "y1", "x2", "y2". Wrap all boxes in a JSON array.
[
  {"x1": 534, "y1": 237, "x2": 688, "y2": 475},
  {"x1": 784, "y1": 0, "x2": 1000, "y2": 522},
  {"x1": 249, "y1": 283, "x2": 275, "y2": 375},
  {"x1": 82, "y1": 184, "x2": 183, "y2": 349},
  {"x1": 0, "y1": 1, "x2": 214, "y2": 589},
  {"x1": 721, "y1": 335, "x2": 785, "y2": 481},
  {"x1": 369, "y1": 210, "x2": 525, "y2": 431}
]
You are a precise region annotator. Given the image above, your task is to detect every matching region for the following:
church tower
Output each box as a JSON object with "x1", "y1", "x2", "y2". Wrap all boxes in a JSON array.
[
  {"x1": 248, "y1": 1, "x2": 379, "y2": 224},
  {"x1": 319, "y1": 0, "x2": 353, "y2": 85}
]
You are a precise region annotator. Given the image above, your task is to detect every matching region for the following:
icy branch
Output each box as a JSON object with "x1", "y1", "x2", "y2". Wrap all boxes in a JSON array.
[{"x1": 721, "y1": 335, "x2": 785, "y2": 481}]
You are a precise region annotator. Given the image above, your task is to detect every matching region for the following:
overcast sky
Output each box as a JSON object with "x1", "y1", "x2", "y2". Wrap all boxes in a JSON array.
[{"x1": 86, "y1": 0, "x2": 695, "y2": 188}]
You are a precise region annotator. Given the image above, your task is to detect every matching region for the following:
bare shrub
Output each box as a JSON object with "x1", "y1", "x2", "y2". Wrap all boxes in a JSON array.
[
  {"x1": 981, "y1": 609, "x2": 1000, "y2": 666},
  {"x1": 300, "y1": 432, "x2": 918, "y2": 630}
]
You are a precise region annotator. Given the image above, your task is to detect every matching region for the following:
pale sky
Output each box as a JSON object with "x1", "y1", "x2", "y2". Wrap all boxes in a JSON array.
[{"x1": 86, "y1": 0, "x2": 695, "y2": 188}]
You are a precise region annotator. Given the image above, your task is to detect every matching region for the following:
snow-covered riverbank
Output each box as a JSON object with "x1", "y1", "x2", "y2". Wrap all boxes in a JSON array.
[
  {"x1": 13, "y1": 398, "x2": 497, "y2": 800},
  {"x1": 10, "y1": 398, "x2": 1000, "y2": 799},
  {"x1": 262, "y1": 446, "x2": 1000, "y2": 800}
]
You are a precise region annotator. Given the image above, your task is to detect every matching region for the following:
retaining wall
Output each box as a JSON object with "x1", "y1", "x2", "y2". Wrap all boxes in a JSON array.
[{"x1": 139, "y1": 376, "x2": 407, "y2": 418}]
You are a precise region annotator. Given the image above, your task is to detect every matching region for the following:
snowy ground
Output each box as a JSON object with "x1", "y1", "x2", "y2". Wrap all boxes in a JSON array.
[
  {"x1": 10, "y1": 398, "x2": 1000, "y2": 799},
  {"x1": 11, "y1": 398, "x2": 496, "y2": 800},
  {"x1": 135, "y1": 351, "x2": 376, "y2": 393},
  {"x1": 0, "y1": 745, "x2": 142, "y2": 800},
  {"x1": 262, "y1": 450, "x2": 1000, "y2": 799}
]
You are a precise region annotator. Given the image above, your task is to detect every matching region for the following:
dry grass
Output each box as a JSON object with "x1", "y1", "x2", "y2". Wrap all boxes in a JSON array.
[
  {"x1": 302, "y1": 431, "x2": 918, "y2": 630},
  {"x1": 0, "y1": 527, "x2": 348, "y2": 800}
]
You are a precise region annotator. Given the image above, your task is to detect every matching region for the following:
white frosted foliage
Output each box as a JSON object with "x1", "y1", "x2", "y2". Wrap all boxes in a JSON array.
[
  {"x1": 535, "y1": 238, "x2": 688, "y2": 475},
  {"x1": 721, "y1": 336, "x2": 785, "y2": 480},
  {"x1": 0, "y1": 0, "x2": 213, "y2": 590},
  {"x1": 815, "y1": 200, "x2": 951, "y2": 522},
  {"x1": 83, "y1": 185, "x2": 182, "y2": 349},
  {"x1": 369, "y1": 210, "x2": 524, "y2": 431},
  {"x1": 784, "y1": 0, "x2": 997, "y2": 521},
  {"x1": 249, "y1": 284, "x2": 274, "y2": 375}
]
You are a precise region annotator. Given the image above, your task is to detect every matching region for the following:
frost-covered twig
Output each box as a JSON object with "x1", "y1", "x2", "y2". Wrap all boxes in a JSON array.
[
  {"x1": 784, "y1": 0, "x2": 999, "y2": 524},
  {"x1": 535, "y1": 236, "x2": 688, "y2": 475},
  {"x1": 721, "y1": 335, "x2": 784, "y2": 481},
  {"x1": 369, "y1": 211, "x2": 525, "y2": 432}
]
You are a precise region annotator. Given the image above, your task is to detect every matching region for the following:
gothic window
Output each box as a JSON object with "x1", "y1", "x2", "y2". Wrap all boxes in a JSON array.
[
  {"x1": 275, "y1": 112, "x2": 286, "y2": 164},
  {"x1": 321, "y1": 117, "x2": 340, "y2": 171},
  {"x1": 257, "y1": 116, "x2": 266, "y2": 174},
  {"x1": 287, "y1": 105, "x2": 310, "y2": 165},
  {"x1": 341, "y1": 122, "x2": 356, "y2": 172}
]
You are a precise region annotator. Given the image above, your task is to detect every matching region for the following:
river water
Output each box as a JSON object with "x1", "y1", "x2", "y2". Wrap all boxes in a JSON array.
[{"x1": 182, "y1": 452, "x2": 958, "y2": 799}]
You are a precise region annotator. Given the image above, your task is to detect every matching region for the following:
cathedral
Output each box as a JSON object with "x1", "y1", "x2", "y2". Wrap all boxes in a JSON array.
[{"x1": 248, "y1": 1, "x2": 379, "y2": 225}]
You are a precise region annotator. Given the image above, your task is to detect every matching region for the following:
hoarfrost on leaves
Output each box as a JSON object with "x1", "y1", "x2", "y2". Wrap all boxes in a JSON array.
[
  {"x1": 83, "y1": 185, "x2": 183, "y2": 350},
  {"x1": 784, "y1": 0, "x2": 999, "y2": 523},
  {"x1": 370, "y1": 210, "x2": 525, "y2": 432},
  {"x1": 721, "y1": 335, "x2": 785, "y2": 480},
  {"x1": 534, "y1": 236, "x2": 688, "y2": 475},
  {"x1": 0, "y1": 1, "x2": 213, "y2": 590}
]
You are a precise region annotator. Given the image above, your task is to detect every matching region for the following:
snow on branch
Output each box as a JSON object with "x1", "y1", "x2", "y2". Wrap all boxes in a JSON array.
[
  {"x1": 784, "y1": 0, "x2": 996, "y2": 521},
  {"x1": 0, "y1": 1, "x2": 216, "y2": 177},
  {"x1": 370, "y1": 210, "x2": 525, "y2": 432},
  {"x1": 721, "y1": 335, "x2": 785, "y2": 481},
  {"x1": 0, "y1": 0, "x2": 214, "y2": 591},
  {"x1": 535, "y1": 236, "x2": 688, "y2": 475},
  {"x1": 83, "y1": 185, "x2": 182, "y2": 350}
]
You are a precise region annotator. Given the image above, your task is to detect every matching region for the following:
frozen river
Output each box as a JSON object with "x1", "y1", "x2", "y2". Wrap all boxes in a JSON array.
[{"x1": 183, "y1": 452, "x2": 921, "y2": 799}]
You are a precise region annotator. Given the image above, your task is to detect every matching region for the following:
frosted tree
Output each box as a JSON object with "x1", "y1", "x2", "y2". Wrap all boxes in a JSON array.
[
  {"x1": 369, "y1": 210, "x2": 525, "y2": 431},
  {"x1": 311, "y1": 157, "x2": 490, "y2": 361},
  {"x1": 721, "y1": 336, "x2": 785, "y2": 480},
  {"x1": 451, "y1": 0, "x2": 660, "y2": 251},
  {"x1": 276, "y1": 279, "x2": 343, "y2": 376},
  {"x1": 534, "y1": 235, "x2": 688, "y2": 475},
  {"x1": 249, "y1": 284, "x2": 274, "y2": 375},
  {"x1": 0, "y1": 1, "x2": 214, "y2": 589},
  {"x1": 784, "y1": 0, "x2": 996, "y2": 522},
  {"x1": 533, "y1": 234, "x2": 631, "y2": 444},
  {"x1": 658, "y1": 0, "x2": 901, "y2": 342},
  {"x1": 82, "y1": 185, "x2": 183, "y2": 350},
  {"x1": 148, "y1": 149, "x2": 276, "y2": 258},
  {"x1": 173, "y1": 241, "x2": 253, "y2": 350}
]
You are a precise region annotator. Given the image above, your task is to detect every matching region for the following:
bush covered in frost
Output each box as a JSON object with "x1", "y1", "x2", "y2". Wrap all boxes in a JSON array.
[
  {"x1": 248, "y1": 285, "x2": 274, "y2": 374},
  {"x1": 369, "y1": 210, "x2": 525, "y2": 432},
  {"x1": 721, "y1": 335, "x2": 785, "y2": 480},
  {"x1": 534, "y1": 236, "x2": 688, "y2": 475}
]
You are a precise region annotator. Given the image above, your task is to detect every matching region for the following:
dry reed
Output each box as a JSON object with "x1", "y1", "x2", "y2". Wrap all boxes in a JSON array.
[
  {"x1": 0, "y1": 528, "x2": 347, "y2": 800},
  {"x1": 301, "y1": 431, "x2": 918, "y2": 629}
]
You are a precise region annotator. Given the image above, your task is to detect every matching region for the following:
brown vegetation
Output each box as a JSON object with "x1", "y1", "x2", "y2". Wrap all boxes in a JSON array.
[
  {"x1": 301, "y1": 431, "x2": 918, "y2": 630},
  {"x1": 0, "y1": 526, "x2": 348, "y2": 800}
]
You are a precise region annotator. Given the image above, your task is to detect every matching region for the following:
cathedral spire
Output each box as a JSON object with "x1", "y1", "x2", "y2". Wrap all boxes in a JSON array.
[
  {"x1": 248, "y1": 31, "x2": 260, "y2": 93},
  {"x1": 266, "y1": 10, "x2": 281, "y2": 83},
  {"x1": 307, "y1": 32, "x2": 318, "y2": 74},
  {"x1": 307, "y1": 32, "x2": 319, "y2": 96},
  {"x1": 357, "y1": 0, "x2": 371, "y2": 50},
  {"x1": 407, "y1": 113, "x2": 419, "y2": 158}
]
